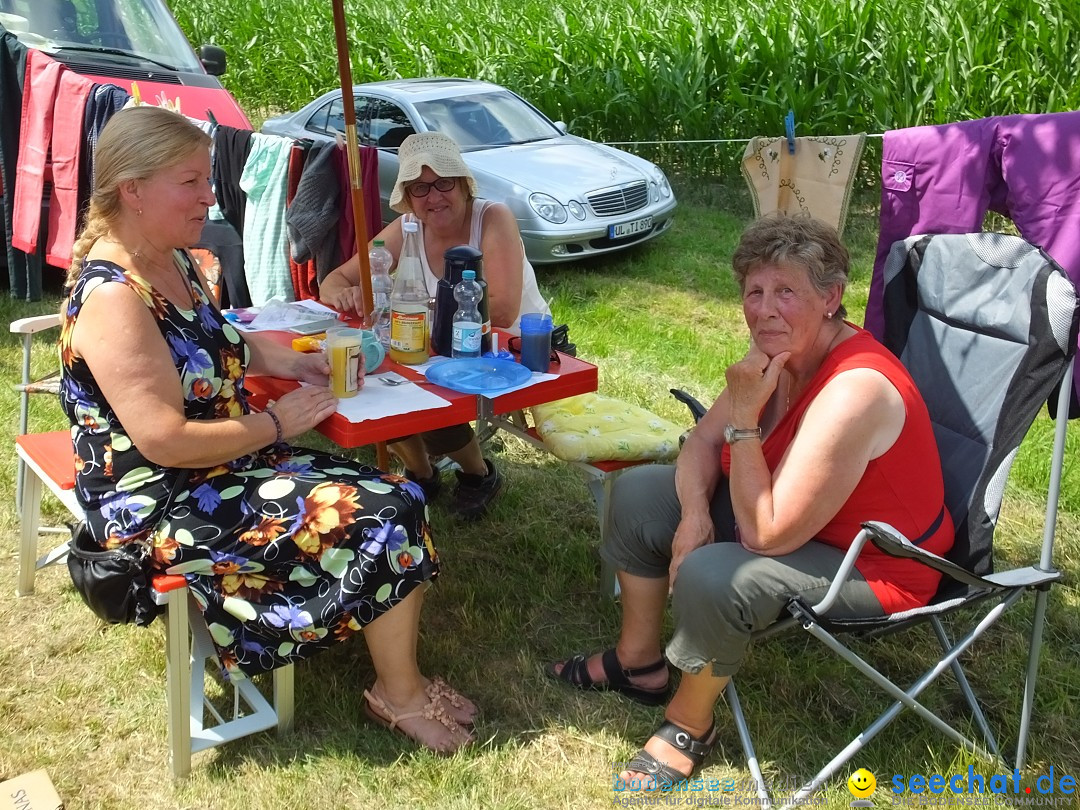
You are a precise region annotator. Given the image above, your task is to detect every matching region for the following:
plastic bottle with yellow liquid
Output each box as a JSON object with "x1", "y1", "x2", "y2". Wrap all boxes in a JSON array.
[{"x1": 389, "y1": 220, "x2": 430, "y2": 364}]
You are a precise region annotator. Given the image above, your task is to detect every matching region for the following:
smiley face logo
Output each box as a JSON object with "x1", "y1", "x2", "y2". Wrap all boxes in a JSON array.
[{"x1": 847, "y1": 768, "x2": 877, "y2": 800}]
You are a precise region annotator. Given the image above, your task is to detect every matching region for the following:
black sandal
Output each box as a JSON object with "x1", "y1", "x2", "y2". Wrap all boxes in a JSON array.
[
  {"x1": 546, "y1": 648, "x2": 671, "y2": 706},
  {"x1": 621, "y1": 719, "x2": 717, "y2": 792}
]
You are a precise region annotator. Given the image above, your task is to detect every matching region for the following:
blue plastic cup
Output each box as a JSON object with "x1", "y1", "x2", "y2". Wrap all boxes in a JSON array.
[{"x1": 519, "y1": 313, "x2": 554, "y2": 372}]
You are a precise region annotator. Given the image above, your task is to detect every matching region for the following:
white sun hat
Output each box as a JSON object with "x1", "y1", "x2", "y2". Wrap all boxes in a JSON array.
[{"x1": 389, "y1": 132, "x2": 478, "y2": 214}]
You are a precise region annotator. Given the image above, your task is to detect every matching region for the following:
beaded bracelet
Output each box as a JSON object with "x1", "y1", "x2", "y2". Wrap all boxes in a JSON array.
[{"x1": 266, "y1": 407, "x2": 284, "y2": 445}]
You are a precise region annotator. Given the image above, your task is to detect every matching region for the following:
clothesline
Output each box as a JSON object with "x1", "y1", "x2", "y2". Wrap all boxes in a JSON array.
[
  {"x1": 603, "y1": 134, "x2": 885, "y2": 146},
  {"x1": 653, "y1": 113, "x2": 1080, "y2": 398}
]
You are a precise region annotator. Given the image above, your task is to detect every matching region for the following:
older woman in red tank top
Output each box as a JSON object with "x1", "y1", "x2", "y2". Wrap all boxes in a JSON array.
[{"x1": 549, "y1": 214, "x2": 953, "y2": 791}]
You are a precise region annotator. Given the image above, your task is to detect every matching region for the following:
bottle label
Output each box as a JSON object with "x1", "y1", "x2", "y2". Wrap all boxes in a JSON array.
[
  {"x1": 390, "y1": 310, "x2": 428, "y2": 353},
  {"x1": 453, "y1": 322, "x2": 482, "y2": 353}
]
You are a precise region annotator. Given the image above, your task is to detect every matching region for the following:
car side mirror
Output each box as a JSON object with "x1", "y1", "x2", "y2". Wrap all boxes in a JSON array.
[
  {"x1": 199, "y1": 44, "x2": 227, "y2": 76},
  {"x1": 553, "y1": 121, "x2": 568, "y2": 135}
]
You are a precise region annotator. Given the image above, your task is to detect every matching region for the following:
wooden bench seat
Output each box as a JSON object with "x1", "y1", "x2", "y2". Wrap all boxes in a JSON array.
[{"x1": 15, "y1": 430, "x2": 80, "y2": 596}]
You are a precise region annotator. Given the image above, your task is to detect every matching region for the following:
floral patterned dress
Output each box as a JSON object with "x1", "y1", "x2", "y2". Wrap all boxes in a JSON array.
[{"x1": 59, "y1": 253, "x2": 438, "y2": 678}]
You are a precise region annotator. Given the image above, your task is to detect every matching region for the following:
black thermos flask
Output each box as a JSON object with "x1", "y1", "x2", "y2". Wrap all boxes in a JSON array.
[{"x1": 431, "y1": 245, "x2": 491, "y2": 356}]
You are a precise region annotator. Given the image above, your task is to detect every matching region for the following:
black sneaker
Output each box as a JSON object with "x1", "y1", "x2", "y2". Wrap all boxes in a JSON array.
[
  {"x1": 405, "y1": 468, "x2": 443, "y2": 502},
  {"x1": 450, "y1": 459, "x2": 502, "y2": 519}
]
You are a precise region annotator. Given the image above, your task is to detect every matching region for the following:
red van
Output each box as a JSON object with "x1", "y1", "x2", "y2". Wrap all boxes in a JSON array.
[
  {"x1": 1, "y1": 0, "x2": 250, "y2": 295},
  {"x1": 0, "y1": 0, "x2": 249, "y2": 127}
]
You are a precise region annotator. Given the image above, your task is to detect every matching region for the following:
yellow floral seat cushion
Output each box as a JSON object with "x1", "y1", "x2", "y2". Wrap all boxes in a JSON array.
[{"x1": 530, "y1": 393, "x2": 683, "y2": 463}]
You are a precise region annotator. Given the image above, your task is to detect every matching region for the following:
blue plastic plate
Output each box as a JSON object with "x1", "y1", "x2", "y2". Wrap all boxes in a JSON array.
[{"x1": 426, "y1": 357, "x2": 532, "y2": 394}]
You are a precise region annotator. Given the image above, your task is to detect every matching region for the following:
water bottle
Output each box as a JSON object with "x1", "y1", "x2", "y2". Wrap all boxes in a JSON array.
[
  {"x1": 451, "y1": 270, "x2": 483, "y2": 359},
  {"x1": 368, "y1": 239, "x2": 393, "y2": 350},
  {"x1": 431, "y1": 245, "x2": 489, "y2": 356},
  {"x1": 389, "y1": 220, "x2": 430, "y2": 365}
]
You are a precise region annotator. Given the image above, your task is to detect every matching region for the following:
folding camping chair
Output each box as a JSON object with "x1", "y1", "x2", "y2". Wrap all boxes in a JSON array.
[{"x1": 700, "y1": 232, "x2": 1076, "y2": 809}]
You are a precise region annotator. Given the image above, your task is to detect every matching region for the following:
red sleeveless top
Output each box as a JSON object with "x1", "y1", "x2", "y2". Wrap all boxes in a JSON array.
[{"x1": 721, "y1": 326, "x2": 953, "y2": 614}]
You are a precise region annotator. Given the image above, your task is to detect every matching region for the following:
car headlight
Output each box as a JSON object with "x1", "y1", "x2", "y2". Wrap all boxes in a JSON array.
[
  {"x1": 529, "y1": 193, "x2": 568, "y2": 224},
  {"x1": 652, "y1": 168, "x2": 672, "y2": 198},
  {"x1": 650, "y1": 181, "x2": 660, "y2": 203},
  {"x1": 567, "y1": 200, "x2": 586, "y2": 220}
]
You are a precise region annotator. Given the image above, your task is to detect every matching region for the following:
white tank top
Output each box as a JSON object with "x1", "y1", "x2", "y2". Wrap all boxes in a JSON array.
[{"x1": 407, "y1": 199, "x2": 550, "y2": 335}]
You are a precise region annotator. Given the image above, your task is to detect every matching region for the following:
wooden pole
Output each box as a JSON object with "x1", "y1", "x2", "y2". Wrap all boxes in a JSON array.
[{"x1": 330, "y1": 0, "x2": 390, "y2": 470}]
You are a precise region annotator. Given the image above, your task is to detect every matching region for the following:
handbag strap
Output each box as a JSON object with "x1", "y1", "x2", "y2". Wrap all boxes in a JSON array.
[
  {"x1": 164, "y1": 468, "x2": 191, "y2": 507},
  {"x1": 161, "y1": 468, "x2": 191, "y2": 521}
]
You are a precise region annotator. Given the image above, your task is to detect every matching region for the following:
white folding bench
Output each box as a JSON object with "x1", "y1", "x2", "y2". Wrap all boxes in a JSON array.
[{"x1": 13, "y1": 314, "x2": 295, "y2": 779}]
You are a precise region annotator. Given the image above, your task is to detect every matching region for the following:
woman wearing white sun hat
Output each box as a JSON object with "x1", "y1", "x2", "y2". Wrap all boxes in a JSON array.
[{"x1": 321, "y1": 132, "x2": 550, "y2": 518}]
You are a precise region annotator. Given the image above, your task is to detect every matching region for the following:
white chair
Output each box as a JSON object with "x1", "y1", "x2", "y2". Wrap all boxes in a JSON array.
[
  {"x1": 14, "y1": 430, "x2": 81, "y2": 595},
  {"x1": 11, "y1": 313, "x2": 75, "y2": 596}
]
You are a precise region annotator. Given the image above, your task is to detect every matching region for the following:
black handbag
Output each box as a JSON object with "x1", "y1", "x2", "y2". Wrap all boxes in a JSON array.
[{"x1": 66, "y1": 471, "x2": 189, "y2": 627}]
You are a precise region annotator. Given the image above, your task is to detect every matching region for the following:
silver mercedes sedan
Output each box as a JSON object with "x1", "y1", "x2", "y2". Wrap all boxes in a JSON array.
[{"x1": 261, "y1": 78, "x2": 676, "y2": 264}]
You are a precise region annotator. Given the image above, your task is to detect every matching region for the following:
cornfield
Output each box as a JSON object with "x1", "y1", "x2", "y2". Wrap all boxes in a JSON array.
[{"x1": 173, "y1": 0, "x2": 1080, "y2": 176}]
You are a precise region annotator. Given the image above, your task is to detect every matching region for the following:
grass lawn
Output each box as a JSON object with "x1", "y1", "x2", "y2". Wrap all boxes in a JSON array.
[{"x1": 1, "y1": 184, "x2": 1078, "y2": 809}]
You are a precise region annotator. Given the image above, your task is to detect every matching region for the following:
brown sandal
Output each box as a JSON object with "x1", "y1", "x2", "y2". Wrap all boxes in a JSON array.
[
  {"x1": 363, "y1": 688, "x2": 473, "y2": 755},
  {"x1": 425, "y1": 676, "x2": 478, "y2": 726}
]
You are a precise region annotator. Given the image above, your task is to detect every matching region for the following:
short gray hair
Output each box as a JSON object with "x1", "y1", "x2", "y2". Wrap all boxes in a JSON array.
[{"x1": 731, "y1": 214, "x2": 850, "y2": 320}]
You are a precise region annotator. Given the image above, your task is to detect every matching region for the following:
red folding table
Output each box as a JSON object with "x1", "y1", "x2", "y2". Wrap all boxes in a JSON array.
[{"x1": 243, "y1": 329, "x2": 598, "y2": 449}]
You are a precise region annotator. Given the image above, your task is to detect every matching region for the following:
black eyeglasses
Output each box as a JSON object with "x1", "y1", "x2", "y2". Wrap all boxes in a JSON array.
[{"x1": 406, "y1": 177, "x2": 457, "y2": 198}]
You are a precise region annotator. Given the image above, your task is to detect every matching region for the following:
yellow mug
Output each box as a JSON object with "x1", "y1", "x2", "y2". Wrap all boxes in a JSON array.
[{"x1": 327, "y1": 329, "x2": 364, "y2": 398}]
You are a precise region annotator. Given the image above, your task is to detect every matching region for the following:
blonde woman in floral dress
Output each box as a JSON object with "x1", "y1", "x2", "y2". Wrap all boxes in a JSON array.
[{"x1": 59, "y1": 106, "x2": 475, "y2": 754}]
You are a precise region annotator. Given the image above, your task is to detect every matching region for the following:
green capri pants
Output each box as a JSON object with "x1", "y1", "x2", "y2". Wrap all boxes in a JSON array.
[{"x1": 599, "y1": 464, "x2": 884, "y2": 678}]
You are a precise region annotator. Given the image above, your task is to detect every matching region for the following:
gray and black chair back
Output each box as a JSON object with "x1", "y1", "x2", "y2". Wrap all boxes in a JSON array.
[{"x1": 881, "y1": 232, "x2": 1078, "y2": 579}]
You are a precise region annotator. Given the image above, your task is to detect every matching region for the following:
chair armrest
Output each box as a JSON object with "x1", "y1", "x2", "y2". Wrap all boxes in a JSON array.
[
  {"x1": 863, "y1": 520, "x2": 1061, "y2": 593},
  {"x1": 804, "y1": 526, "x2": 876, "y2": 615},
  {"x1": 14, "y1": 375, "x2": 61, "y2": 395},
  {"x1": 983, "y1": 567, "x2": 1061, "y2": 588},
  {"x1": 861, "y1": 520, "x2": 993, "y2": 591},
  {"x1": 669, "y1": 388, "x2": 707, "y2": 423},
  {"x1": 10, "y1": 313, "x2": 62, "y2": 334}
]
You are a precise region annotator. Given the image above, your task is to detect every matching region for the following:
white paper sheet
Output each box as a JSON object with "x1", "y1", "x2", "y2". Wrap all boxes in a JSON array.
[
  {"x1": 330, "y1": 376, "x2": 451, "y2": 423},
  {"x1": 227, "y1": 299, "x2": 340, "y2": 333}
]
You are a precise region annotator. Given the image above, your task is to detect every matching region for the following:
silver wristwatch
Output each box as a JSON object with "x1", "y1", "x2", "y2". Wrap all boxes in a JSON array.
[{"x1": 724, "y1": 424, "x2": 762, "y2": 443}]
